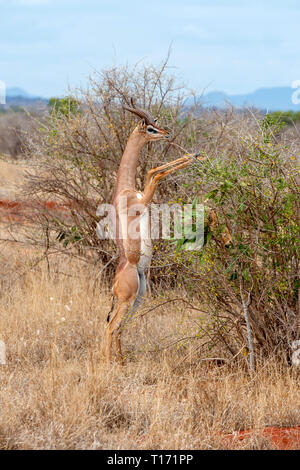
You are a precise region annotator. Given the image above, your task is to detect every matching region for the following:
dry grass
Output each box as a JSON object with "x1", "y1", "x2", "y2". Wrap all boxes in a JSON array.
[
  {"x1": 0, "y1": 157, "x2": 30, "y2": 199},
  {"x1": 0, "y1": 243, "x2": 299, "y2": 450},
  {"x1": 0, "y1": 143, "x2": 299, "y2": 450}
]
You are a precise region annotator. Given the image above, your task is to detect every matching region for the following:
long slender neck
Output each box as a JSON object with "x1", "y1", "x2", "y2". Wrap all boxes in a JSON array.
[{"x1": 112, "y1": 126, "x2": 146, "y2": 202}]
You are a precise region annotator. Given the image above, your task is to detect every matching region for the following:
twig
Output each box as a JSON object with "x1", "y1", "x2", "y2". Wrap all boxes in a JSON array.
[{"x1": 240, "y1": 278, "x2": 255, "y2": 374}]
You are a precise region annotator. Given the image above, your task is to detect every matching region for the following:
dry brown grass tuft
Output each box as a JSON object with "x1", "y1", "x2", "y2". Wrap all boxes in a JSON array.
[
  {"x1": 0, "y1": 243, "x2": 299, "y2": 450},
  {"x1": 0, "y1": 158, "x2": 30, "y2": 199}
]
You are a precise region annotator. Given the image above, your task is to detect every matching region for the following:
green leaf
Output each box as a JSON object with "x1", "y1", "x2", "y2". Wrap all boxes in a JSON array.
[{"x1": 242, "y1": 269, "x2": 250, "y2": 281}]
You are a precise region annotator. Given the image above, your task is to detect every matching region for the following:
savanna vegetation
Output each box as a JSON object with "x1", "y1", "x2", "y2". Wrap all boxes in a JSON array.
[{"x1": 0, "y1": 59, "x2": 299, "y2": 449}]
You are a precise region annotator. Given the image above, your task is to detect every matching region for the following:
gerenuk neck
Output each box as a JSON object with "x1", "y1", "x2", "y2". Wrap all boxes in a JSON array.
[{"x1": 112, "y1": 127, "x2": 146, "y2": 203}]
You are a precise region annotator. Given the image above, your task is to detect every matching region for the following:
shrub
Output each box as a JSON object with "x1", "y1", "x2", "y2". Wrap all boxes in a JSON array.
[
  {"x1": 270, "y1": 110, "x2": 300, "y2": 126},
  {"x1": 23, "y1": 62, "x2": 299, "y2": 367},
  {"x1": 0, "y1": 111, "x2": 32, "y2": 158},
  {"x1": 24, "y1": 59, "x2": 202, "y2": 274},
  {"x1": 173, "y1": 114, "x2": 299, "y2": 365},
  {"x1": 48, "y1": 97, "x2": 81, "y2": 118}
]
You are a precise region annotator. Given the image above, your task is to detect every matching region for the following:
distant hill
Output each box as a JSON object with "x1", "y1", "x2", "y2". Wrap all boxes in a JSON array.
[
  {"x1": 2, "y1": 87, "x2": 48, "y2": 111},
  {"x1": 6, "y1": 87, "x2": 33, "y2": 98},
  {"x1": 199, "y1": 87, "x2": 300, "y2": 112},
  {"x1": 3, "y1": 86, "x2": 300, "y2": 112}
]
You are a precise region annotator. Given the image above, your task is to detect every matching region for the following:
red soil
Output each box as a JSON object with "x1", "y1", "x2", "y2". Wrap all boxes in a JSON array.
[
  {"x1": 0, "y1": 198, "x2": 72, "y2": 223},
  {"x1": 224, "y1": 425, "x2": 300, "y2": 450}
]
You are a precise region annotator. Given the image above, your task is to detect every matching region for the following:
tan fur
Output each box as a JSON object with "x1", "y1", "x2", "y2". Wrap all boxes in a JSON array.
[{"x1": 106, "y1": 108, "x2": 204, "y2": 364}]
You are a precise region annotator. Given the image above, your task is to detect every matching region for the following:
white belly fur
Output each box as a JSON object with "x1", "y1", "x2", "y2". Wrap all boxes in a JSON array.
[{"x1": 137, "y1": 208, "x2": 152, "y2": 273}]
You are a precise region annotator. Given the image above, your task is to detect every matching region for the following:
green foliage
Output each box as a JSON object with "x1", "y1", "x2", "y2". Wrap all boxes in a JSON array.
[
  {"x1": 56, "y1": 226, "x2": 84, "y2": 248},
  {"x1": 269, "y1": 110, "x2": 300, "y2": 126},
  {"x1": 48, "y1": 96, "x2": 81, "y2": 118},
  {"x1": 175, "y1": 200, "x2": 215, "y2": 252},
  {"x1": 174, "y1": 115, "x2": 299, "y2": 362}
]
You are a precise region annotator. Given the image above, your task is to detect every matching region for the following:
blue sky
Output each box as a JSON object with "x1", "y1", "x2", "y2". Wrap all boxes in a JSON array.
[{"x1": 0, "y1": 0, "x2": 299, "y2": 97}]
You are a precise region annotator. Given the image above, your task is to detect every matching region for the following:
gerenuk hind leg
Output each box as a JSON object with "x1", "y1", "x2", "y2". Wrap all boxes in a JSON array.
[{"x1": 105, "y1": 262, "x2": 139, "y2": 365}]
